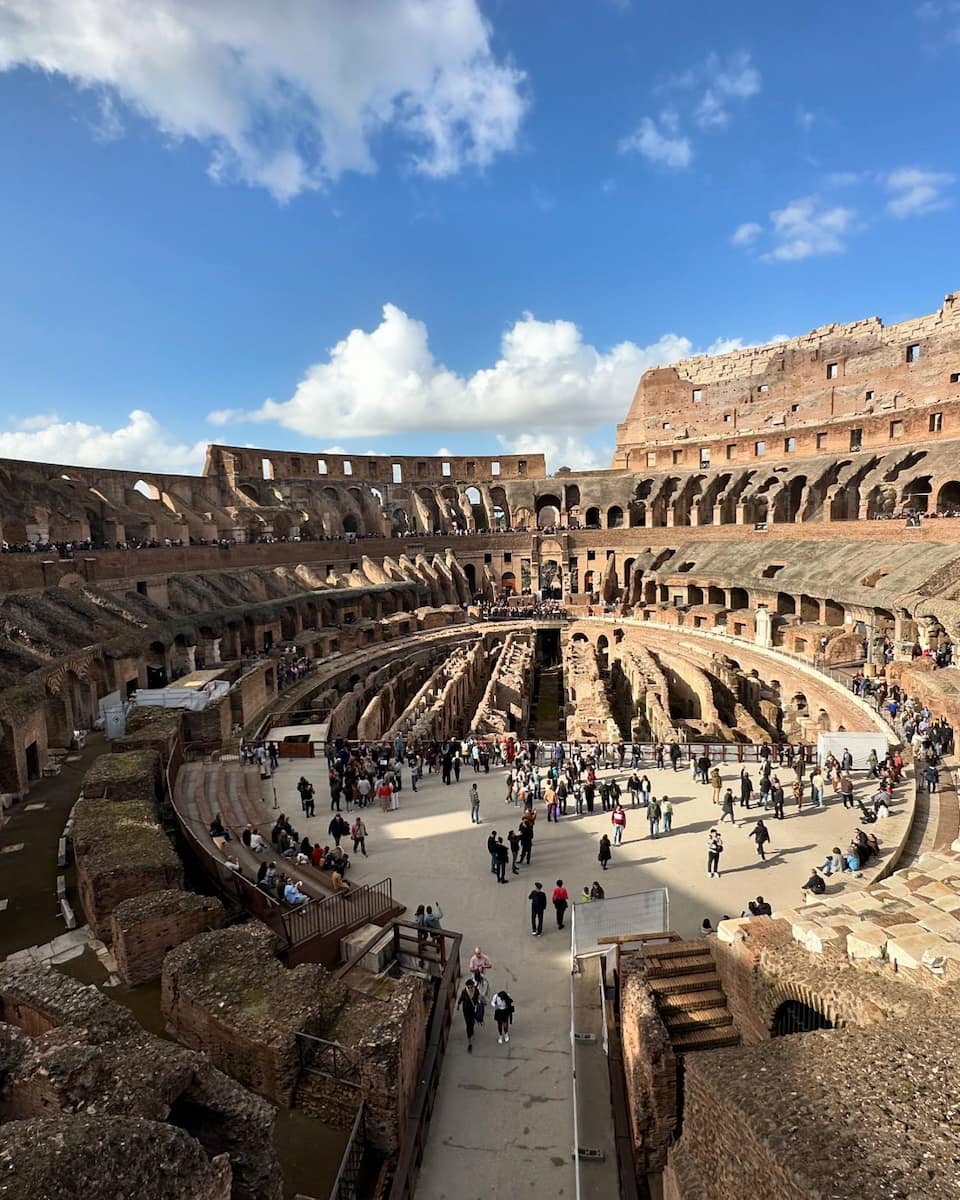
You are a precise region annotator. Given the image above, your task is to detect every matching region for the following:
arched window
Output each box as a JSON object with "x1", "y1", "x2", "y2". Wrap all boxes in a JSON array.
[{"x1": 771, "y1": 1000, "x2": 833, "y2": 1037}]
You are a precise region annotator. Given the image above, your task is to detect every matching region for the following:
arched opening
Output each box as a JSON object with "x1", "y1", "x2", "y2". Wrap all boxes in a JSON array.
[
  {"x1": 261, "y1": 459, "x2": 275, "y2": 481},
  {"x1": 391, "y1": 507, "x2": 410, "y2": 535},
  {"x1": 464, "y1": 563, "x2": 477, "y2": 595},
  {"x1": 489, "y1": 486, "x2": 509, "y2": 531},
  {"x1": 133, "y1": 479, "x2": 160, "y2": 501},
  {"x1": 540, "y1": 560, "x2": 562, "y2": 599},
  {"x1": 237, "y1": 483, "x2": 259, "y2": 504},
  {"x1": 146, "y1": 641, "x2": 168, "y2": 688},
  {"x1": 512, "y1": 507, "x2": 534, "y2": 530},
  {"x1": 902, "y1": 475, "x2": 932, "y2": 513},
  {"x1": 565, "y1": 483, "x2": 581, "y2": 512},
  {"x1": 584, "y1": 569, "x2": 595, "y2": 593},
  {"x1": 535, "y1": 493, "x2": 562, "y2": 530},
  {"x1": 771, "y1": 999, "x2": 833, "y2": 1037},
  {"x1": 572, "y1": 632, "x2": 589, "y2": 643},
  {"x1": 607, "y1": 505, "x2": 624, "y2": 528},
  {"x1": 937, "y1": 480, "x2": 960, "y2": 514},
  {"x1": 465, "y1": 486, "x2": 488, "y2": 531},
  {"x1": 342, "y1": 514, "x2": 359, "y2": 534},
  {"x1": 596, "y1": 634, "x2": 609, "y2": 673},
  {"x1": 584, "y1": 506, "x2": 601, "y2": 528},
  {"x1": 729, "y1": 587, "x2": 749, "y2": 610},
  {"x1": 501, "y1": 571, "x2": 517, "y2": 595},
  {"x1": 623, "y1": 557, "x2": 635, "y2": 595}
]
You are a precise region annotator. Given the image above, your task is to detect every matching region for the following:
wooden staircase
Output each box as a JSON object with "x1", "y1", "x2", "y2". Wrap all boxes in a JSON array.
[{"x1": 643, "y1": 939, "x2": 740, "y2": 1053}]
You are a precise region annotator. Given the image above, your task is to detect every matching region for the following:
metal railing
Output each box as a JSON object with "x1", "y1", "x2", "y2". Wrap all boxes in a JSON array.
[
  {"x1": 282, "y1": 877, "x2": 395, "y2": 947},
  {"x1": 296, "y1": 1032, "x2": 362, "y2": 1087},
  {"x1": 387, "y1": 925, "x2": 462, "y2": 1200},
  {"x1": 329, "y1": 1103, "x2": 366, "y2": 1200}
]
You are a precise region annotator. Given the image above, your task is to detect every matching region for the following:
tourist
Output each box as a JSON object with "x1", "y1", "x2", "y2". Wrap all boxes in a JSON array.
[
  {"x1": 250, "y1": 830, "x2": 267, "y2": 853},
  {"x1": 242, "y1": 824, "x2": 254, "y2": 847},
  {"x1": 739, "y1": 769, "x2": 753, "y2": 809},
  {"x1": 648, "y1": 795, "x2": 662, "y2": 837},
  {"x1": 661, "y1": 796, "x2": 673, "y2": 832},
  {"x1": 351, "y1": 816, "x2": 367, "y2": 857},
  {"x1": 209, "y1": 813, "x2": 228, "y2": 840},
  {"x1": 810, "y1": 765, "x2": 825, "y2": 808},
  {"x1": 487, "y1": 830, "x2": 499, "y2": 874},
  {"x1": 545, "y1": 780, "x2": 559, "y2": 822},
  {"x1": 669, "y1": 742, "x2": 682, "y2": 771},
  {"x1": 284, "y1": 879, "x2": 309, "y2": 906},
  {"x1": 494, "y1": 837, "x2": 509, "y2": 883},
  {"x1": 552, "y1": 879, "x2": 569, "y2": 928},
  {"x1": 507, "y1": 828, "x2": 521, "y2": 873},
  {"x1": 459, "y1": 979, "x2": 481, "y2": 1052},
  {"x1": 709, "y1": 766, "x2": 722, "y2": 804},
  {"x1": 707, "y1": 828, "x2": 723, "y2": 878},
  {"x1": 492, "y1": 989, "x2": 515, "y2": 1044},
  {"x1": 840, "y1": 773, "x2": 855, "y2": 809},
  {"x1": 297, "y1": 776, "x2": 314, "y2": 814},
  {"x1": 589, "y1": 880, "x2": 605, "y2": 900},
  {"x1": 720, "y1": 789, "x2": 736, "y2": 824},
  {"x1": 423, "y1": 902, "x2": 443, "y2": 941},
  {"x1": 518, "y1": 820, "x2": 533, "y2": 866},
  {"x1": 701, "y1": 918, "x2": 715, "y2": 936},
  {"x1": 771, "y1": 777, "x2": 785, "y2": 820},
  {"x1": 819, "y1": 847, "x2": 845, "y2": 876},
  {"x1": 748, "y1": 896, "x2": 772, "y2": 917},
  {"x1": 598, "y1": 833, "x2": 612, "y2": 870},
  {"x1": 331, "y1": 868, "x2": 351, "y2": 896},
  {"x1": 801, "y1": 866, "x2": 827, "y2": 897},
  {"x1": 750, "y1": 819, "x2": 770, "y2": 860},
  {"x1": 793, "y1": 776, "x2": 804, "y2": 811},
  {"x1": 580, "y1": 885, "x2": 592, "y2": 903},
  {"x1": 469, "y1": 781, "x2": 480, "y2": 824},
  {"x1": 224, "y1": 855, "x2": 242, "y2": 875},
  {"x1": 469, "y1": 946, "x2": 493, "y2": 987},
  {"x1": 611, "y1": 803, "x2": 627, "y2": 845},
  {"x1": 529, "y1": 881, "x2": 547, "y2": 935},
  {"x1": 328, "y1": 813, "x2": 350, "y2": 847}
]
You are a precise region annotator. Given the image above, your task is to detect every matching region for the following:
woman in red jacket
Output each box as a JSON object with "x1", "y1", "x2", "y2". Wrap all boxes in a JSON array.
[{"x1": 552, "y1": 879, "x2": 569, "y2": 930}]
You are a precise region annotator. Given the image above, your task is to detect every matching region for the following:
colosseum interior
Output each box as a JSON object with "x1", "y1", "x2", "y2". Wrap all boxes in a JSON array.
[{"x1": 3, "y1": 293, "x2": 960, "y2": 1199}]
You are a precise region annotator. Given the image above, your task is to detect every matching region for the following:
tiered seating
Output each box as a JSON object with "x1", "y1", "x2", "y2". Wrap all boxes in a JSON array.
[{"x1": 643, "y1": 940, "x2": 740, "y2": 1052}]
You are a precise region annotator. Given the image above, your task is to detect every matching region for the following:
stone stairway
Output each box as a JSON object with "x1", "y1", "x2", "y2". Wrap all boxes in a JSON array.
[{"x1": 643, "y1": 940, "x2": 740, "y2": 1052}]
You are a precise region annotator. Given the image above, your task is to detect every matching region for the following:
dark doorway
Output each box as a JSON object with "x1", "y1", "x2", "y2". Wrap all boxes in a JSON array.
[
  {"x1": 771, "y1": 999, "x2": 833, "y2": 1037},
  {"x1": 25, "y1": 742, "x2": 40, "y2": 782},
  {"x1": 146, "y1": 665, "x2": 168, "y2": 688}
]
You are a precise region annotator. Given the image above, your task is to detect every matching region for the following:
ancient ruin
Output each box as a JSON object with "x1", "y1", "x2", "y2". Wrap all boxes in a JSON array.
[{"x1": 3, "y1": 292, "x2": 960, "y2": 1198}]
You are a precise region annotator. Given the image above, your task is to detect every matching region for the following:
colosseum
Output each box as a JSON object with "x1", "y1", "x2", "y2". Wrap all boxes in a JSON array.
[{"x1": 3, "y1": 292, "x2": 960, "y2": 1200}]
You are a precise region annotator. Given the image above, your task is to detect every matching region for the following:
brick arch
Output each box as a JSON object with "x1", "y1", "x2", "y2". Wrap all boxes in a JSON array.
[{"x1": 763, "y1": 979, "x2": 852, "y2": 1034}]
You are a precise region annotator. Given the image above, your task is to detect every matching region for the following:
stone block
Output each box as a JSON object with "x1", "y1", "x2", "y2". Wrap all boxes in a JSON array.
[
  {"x1": 916, "y1": 910, "x2": 960, "y2": 942},
  {"x1": 837, "y1": 892, "x2": 876, "y2": 914},
  {"x1": 716, "y1": 917, "x2": 751, "y2": 944},
  {"x1": 931, "y1": 893, "x2": 960, "y2": 914},
  {"x1": 886, "y1": 932, "x2": 951, "y2": 971},
  {"x1": 915, "y1": 880, "x2": 959, "y2": 902},
  {"x1": 846, "y1": 923, "x2": 888, "y2": 959},
  {"x1": 799, "y1": 923, "x2": 840, "y2": 954}
]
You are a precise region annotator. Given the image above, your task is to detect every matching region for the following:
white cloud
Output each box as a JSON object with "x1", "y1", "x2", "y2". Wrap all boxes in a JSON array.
[
  {"x1": 497, "y1": 432, "x2": 610, "y2": 473},
  {"x1": 618, "y1": 114, "x2": 692, "y2": 169},
  {"x1": 796, "y1": 108, "x2": 815, "y2": 131},
  {"x1": 232, "y1": 303, "x2": 695, "y2": 439},
  {"x1": 733, "y1": 197, "x2": 857, "y2": 262},
  {"x1": 0, "y1": 410, "x2": 207, "y2": 472},
  {"x1": 693, "y1": 51, "x2": 761, "y2": 130},
  {"x1": 885, "y1": 167, "x2": 954, "y2": 217},
  {"x1": 731, "y1": 221, "x2": 763, "y2": 246},
  {"x1": 0, "y1": 0, "x2": 527, "y2": 200}
]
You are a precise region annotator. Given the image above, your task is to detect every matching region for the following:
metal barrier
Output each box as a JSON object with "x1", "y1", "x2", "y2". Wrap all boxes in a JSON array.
[
  {"x1": 329, "y1": 1103, "x2": 367, "y2": 1200},
  {"x1": 386, "y1": 926, "x2": 462, "y2": 1200},
  {"x1": 282, "y1": 878, "x2": 395, "y2": 946},
  {"x1": 296, "y1": 1032, "x2": 362, "y2": 1087}
]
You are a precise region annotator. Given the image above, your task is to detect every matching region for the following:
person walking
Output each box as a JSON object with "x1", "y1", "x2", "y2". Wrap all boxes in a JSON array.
[
  {"x1": 598, "y1": 833, "x2": 612, "y2": 870},
  {"x1": 529, "y1": 881, "x2": 547, "y2": 935},
  {"x1": 351, "y1": 816, "x2": 368, "y2": 857},
  {"x1": 552, "y1": 879, "x2": 569, "y2": 929},
  {"x1": 328, "y1": 813, "x2": 349, "y2": 847},
  {"x1": 469, "y1": 782, "x2": 481, "y2": 824},
  {"x1": 494, "y1": 837, "x2": 509, "y2": 883},
  {"x1": 611, "y1": 803, "x2": 627, "y2": 845},
  {"x1": 739, "y1": 769, "x2": 753, "y2": 809},
  {"x1": 793, "y1": 776, "x2": 804, "y2": 811},
  {"x1": 707, "y1": 828, "x2": 724, "y2": 878},
  {"x1": 492, "y1": 989, "x2": 515, "y2": 1044},
  {"x1": 459, "y1": 978, "x2": 482, "y2": 1053},
  {"x1": 771, "y1": 778, "x2": 785, "y2": 820},
  {"x1": 648, "y1": 796, "x2": 662, "y2": 838},
  {"x1": 750, "y1": 818, "x2": 770, "y2": 860},
  {"x1": 639, "y1": 774, "x2": 652, "y2": 808},
  {"x1": 661, "y1": 796, "x2": 674, "y2": 833},
  {"x1": 840, "y1": 773, "x2": 855, "y2": 809},
  {"x1": 709, "y1": 766, "x2": 722, "y2": 805},
  {"x1": 518, "y1": 820, "x2": 533, "y2": 866},
  {"x1": 720, "y1": 788, "x2": 736, "y2": 824},
  {"x1": 810, "y1": 765, "x2": 825, "y2": 808}
]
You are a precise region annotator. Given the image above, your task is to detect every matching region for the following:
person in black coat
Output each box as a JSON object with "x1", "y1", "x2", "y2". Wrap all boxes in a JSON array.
[
  {"x1": 529, "y1": 881, "x2": 547, "y2": 935},
  {"x1": 459, "y1": 979, "x2": 481, "y2": 1052}
]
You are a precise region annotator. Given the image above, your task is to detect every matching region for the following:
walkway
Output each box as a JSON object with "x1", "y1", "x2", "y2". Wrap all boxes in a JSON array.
[{"x1": 263, "y1": 749, "x2": 895, "y2": 1197}]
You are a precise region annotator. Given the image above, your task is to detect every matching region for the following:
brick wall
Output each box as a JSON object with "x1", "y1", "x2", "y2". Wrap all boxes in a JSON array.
[
  {"x1": 619, "y1": 955, "x2": 677, "y2": 1172},
  {"x1": 111, "y1": 890, "x2": 223, "y2": 987}
]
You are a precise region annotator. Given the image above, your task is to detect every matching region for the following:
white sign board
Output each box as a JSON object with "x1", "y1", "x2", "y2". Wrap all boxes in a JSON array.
[{"x1": 817, "y1": 731, "x2": 891, "y2": 770}]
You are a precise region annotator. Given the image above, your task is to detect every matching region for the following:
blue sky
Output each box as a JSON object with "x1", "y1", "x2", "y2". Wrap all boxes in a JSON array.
[{"x1": 0, "y1": 0, "x2": 957, "y2": 474}]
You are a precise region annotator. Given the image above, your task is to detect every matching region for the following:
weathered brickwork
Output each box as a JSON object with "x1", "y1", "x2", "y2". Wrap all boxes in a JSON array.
[
  {"x1": 619, "y1": 955, "x2": 677, "y2": 1172},
  {"x1": 111, "y1": 889, "x2": 224, "y2": 987}
]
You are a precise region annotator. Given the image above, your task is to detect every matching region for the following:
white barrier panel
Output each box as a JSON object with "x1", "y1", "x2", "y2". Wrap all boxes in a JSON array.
[
  {"x1": 572, "y1": 886, "x2": 670, "y2": 961},
  {"x1": 817, "y1": 731, "x2": 890, "y2": 770}
]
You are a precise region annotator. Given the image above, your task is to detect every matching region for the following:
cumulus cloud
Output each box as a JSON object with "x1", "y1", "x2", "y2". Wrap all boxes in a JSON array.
[
  {"x1": 693, "y1": 51, "x2": 761, "y2": 129},
  {"x1": 227, "y1": 303, "x2": 695, "y2": 441},
  {"x1": 618, "y1": 113, "x2": 692, "y2": 169},
  {"x1": 0, "y1": 410, "x2": 207, "y2": 472},
  {"x1": 732, "y1": 197, "x2": 857, "y2": 262},
  {"x1": 885, "y1": 167, "x2": 954, "y2": 217},
  {"x1": 0, "y1": 0, "x2": 527, "y2": 200},
  {"x1": 497, "y1": 432, "x2": 610, "y2": 473}
]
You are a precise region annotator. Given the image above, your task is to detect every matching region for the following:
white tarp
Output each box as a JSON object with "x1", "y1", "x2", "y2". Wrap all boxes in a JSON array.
[
  {"x1": 133, "y1": 680, "x2": 230, "y2": 712},
  {"x1": 817, "y1": 731, "x2": 890, "y2": 770},
  {"x1": 572, "y1": 887, "x2": 670, "y2": 961}
]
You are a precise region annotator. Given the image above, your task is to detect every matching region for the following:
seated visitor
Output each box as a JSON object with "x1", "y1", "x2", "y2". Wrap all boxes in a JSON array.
[
  {"x1": 580, "y1": 885, "x2": 591, "y2": 903},
  {"x1": 223, "y1": 856, "x2": 242, "y2": 875},
  {"x1": 820, "y1": 847, "x2": 845, "y2": 876},
  {"x1": 845, "y1": 845, "x2": 862, "y2": 873},
  {"x1": 310, "y1": 842, "x2": 324, "y2": 868},
  {"x1": 589, "y1": 880, "x2": 605, "y2": 900},
  {"x1": 250, "y1": 830, "x2": 267, "y2": 853},
  {"x1": 802, "y1": 867, "x2": 827, "y2": 896},
  {"x1": 209, "y1": 813, "x2": 227, "y2": 840},
  {"x1": 259, "y1": 863, "x2": 277, "y2": 893},
  {"x1": 283, "y1": 879, "x2": 309, "y2": 906},
  {"x1": 701, "y1": 918, "x2": 715, "y2": 936},
  {"x1": 748, "y1": 895, "x2": 772, "y2": 916},
  {"x1": 331, "y1": 869, "x2": 351, "y2": 895}
]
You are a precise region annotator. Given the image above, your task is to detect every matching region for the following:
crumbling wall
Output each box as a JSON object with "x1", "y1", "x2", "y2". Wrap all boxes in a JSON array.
[
  {"x1": 72, "y1": 797, "x2": 183, "y2": 941},
  {"x1": 111, "y1": 889, "x2": 224, "y2": 987},
  {"x1": 619, "y1": 954, "x2": 677, "y2": 1172}
]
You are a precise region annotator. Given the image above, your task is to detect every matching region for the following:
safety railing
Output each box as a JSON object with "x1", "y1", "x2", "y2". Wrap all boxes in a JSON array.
[
  {"x1": 282, "y1": 877, "x2": 395, "y2": 947},
  {"x1": 329, "y1": 1103, "x2": 367, "y2": 1200},
  {"x1": 296, "y1": 1032, "x2": 362, "y2": 1087}
]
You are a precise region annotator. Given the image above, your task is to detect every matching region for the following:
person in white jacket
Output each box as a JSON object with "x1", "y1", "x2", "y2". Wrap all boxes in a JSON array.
[{"x1": 492, "y1": 990, "x2": 515, "y2": 1044}]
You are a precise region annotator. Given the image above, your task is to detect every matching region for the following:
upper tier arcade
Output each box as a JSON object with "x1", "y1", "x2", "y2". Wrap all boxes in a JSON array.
[{"x1": 615, "y1": 291, "x2": 960, "y2": 470}]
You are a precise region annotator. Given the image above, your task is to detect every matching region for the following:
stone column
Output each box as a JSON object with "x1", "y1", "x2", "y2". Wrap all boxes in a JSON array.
[{"x1": 754, "y1": 604, "x2": 773, "y2": 648}]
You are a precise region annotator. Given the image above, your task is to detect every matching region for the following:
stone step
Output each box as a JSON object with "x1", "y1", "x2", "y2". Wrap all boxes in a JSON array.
[
  {"x1": 643, "y1": 939, "x2": 713, "y2": 960},
  {"x1": 670, "y1": 1026, "x2": 741, "y2": 1052},
  {"x1": 645, "y1": 954, "x2": 715, "y2": 979},
  {"x1": 658, "y1": 988, "x2": 728, "y2": 1013},
  {"x1": 662, "y1": 1005, "x2": 734, "y2": 1035},
  {"x1": 647, "y1": 970, "x2": 721, "y2": 995}
]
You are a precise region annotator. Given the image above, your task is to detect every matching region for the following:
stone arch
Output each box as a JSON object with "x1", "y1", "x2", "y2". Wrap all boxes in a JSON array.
[
  {"x1": 489, "y1": 486, "x2": 509, "y2": 531},
  {"x1": 540, "y1": 559, "x2": 561, "y2": 598},
  {"x1": 501, "y1": 571, "x2": 517, "y2": 595},
  {"x1": 607, "y1": 504, "x2": 624, "y2": 528},
  {"x1": 512, "y1": 506, "x2": 534, "y2": 530},
  {"x1": 901, "y1": 475, "x2": 932, "y2": 513},
  {"x1": 535, "y1": 493, "x2": 562, "y2": 530},
  {"x1": 464, "y1": 563, "x2": 478, "y2": 594},
  {"x1": 584, "y1": 506, "x2": 601, "y2": 528},
  {"x1": 937, "y1": 480, "x2": 960, "y2": 513},
  {"x1": 465, "y1": 486, "x2": 488, "y2": 531},
  {"x1": 772, "y1": 998, "x2": 834, "y2": 1037},
  {"x1": 565, "y1": 483, "x2": 581, "y2": 511},
  {"x1": 133, "y1": 479, "x2": 161, "y2": 501}
]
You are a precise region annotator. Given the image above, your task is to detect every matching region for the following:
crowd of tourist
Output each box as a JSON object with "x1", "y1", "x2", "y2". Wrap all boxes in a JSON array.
[{"x1": 478, "y1": 598, "x2": 568, "y2": 621}]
